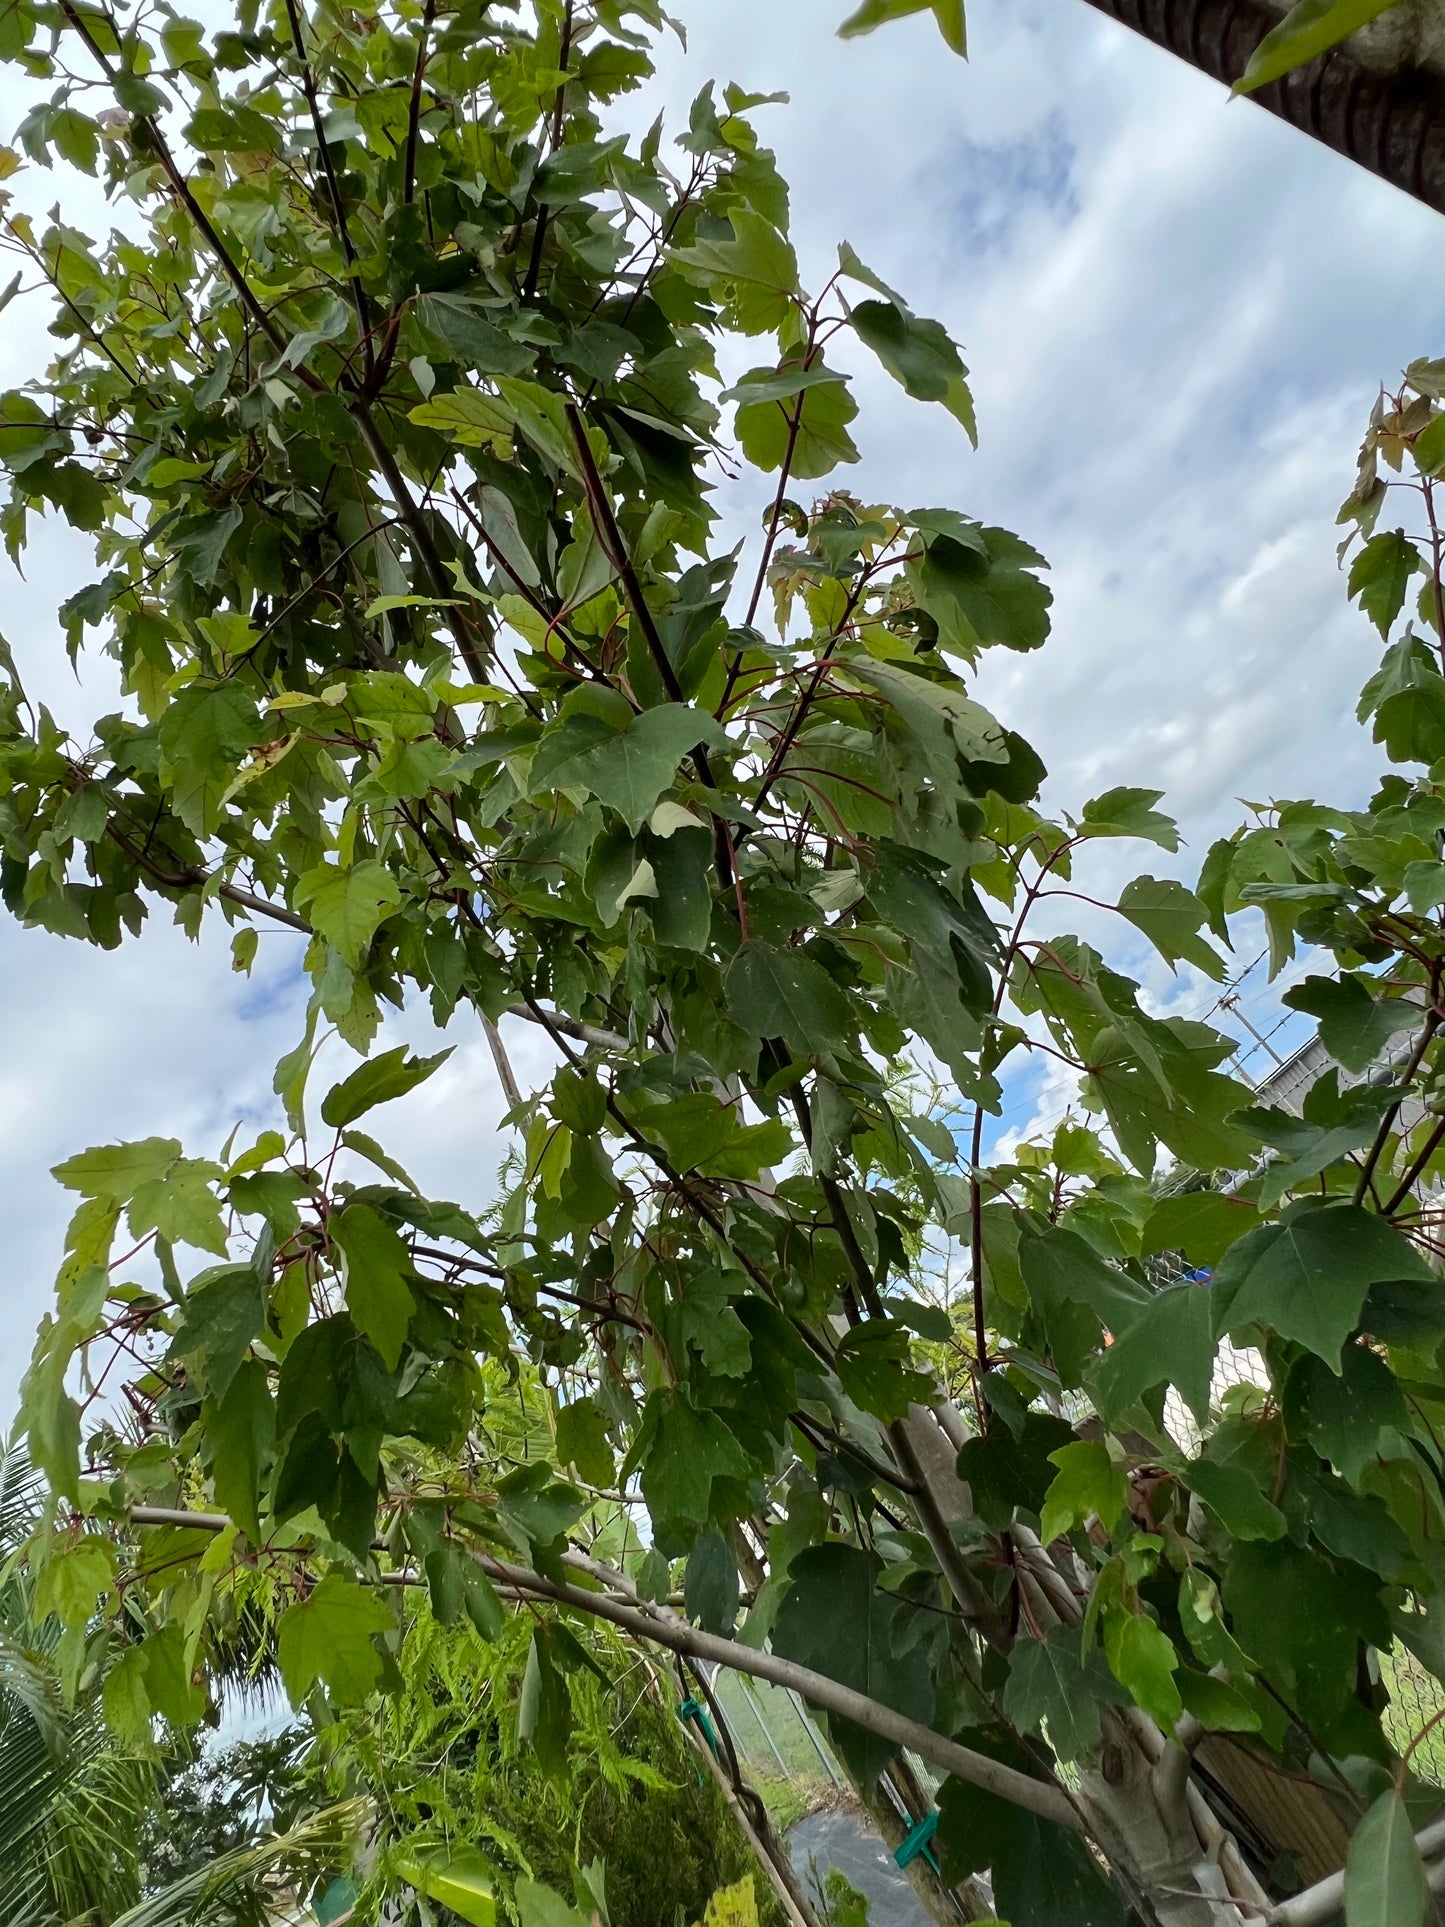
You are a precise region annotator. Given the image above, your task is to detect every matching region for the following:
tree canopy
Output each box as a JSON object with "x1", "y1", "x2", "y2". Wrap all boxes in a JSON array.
[{"x1": 7, "y1": 2, "x2": 1445, "y2": 1926}]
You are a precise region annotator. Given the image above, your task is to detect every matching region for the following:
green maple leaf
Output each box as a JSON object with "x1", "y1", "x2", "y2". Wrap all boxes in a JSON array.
[
  {"x1": 330, "y1": 1201, "x2": 414, "y2": 1370},
  {"x1": 276, "y1": 1571, "x2": 394, "y2": 1707},
  {"x1": 1181, "y1": 1458, "x2": 1286, "y2": 1542},
  {"x1": 731, "y1": 362, "x2": 860, "y2": 480},
  {"x1": 834, "y1": 1319, "x2": 934, "y2": 1422},
  {"x1": 54, "y1": 1137, "x2": 180, "y2": 1200},
  {"x1": 127, "y1": 1157, "x2": 228, "y2": 1253},
  {"x1": 1038, "y1": 1441, "x2": 1128, "y2": 1546},
  {"x1": 1374, "y1": 678, "x2": 1445, "y2": 763},
  {"x1": 848, "y1": 298, "x2": 975, "y2": 441},
  {"x1": 321, "y1": 1045, "x2": 453, "y2": 1129},
  {"x1": 408, "y1": 388, "x2": 514, "y2": 451},
  {"x1": 1415, "y1": 409, "x2": 1445, "y2": 477},
  {"x1": 418, "y1": 290, "x2": 534, "y2": 374},
  {"x1": 294, "y1": 859, "x2": 402, "y2": 965},
  {"x1": 1291, "y1": 1344, "x2": 1408, "y2": 1484},
  {"x1": 1138, "y1": 1192, "x2": 1254, "y2": 1267},
  {"x1": 156, "y1": 680, "x2": 266, "y2": 835},
  {"x1": 724, "y1": 940, "x2": 853, "y2": 1054},
  {"x1": 1282, "y1": 973, "x2": 1415, "y2": 1074},
  {"x1": 1077, "y1": 786, "x2": 1181, "y2": 852},
  {"x1": 171, "y1": 1266, "x2": 265, "y2": 1398},
  {"x1": 535, "y1": 703, "x2": 726, "y2": 832},
  {"x1": 638, "y1": 1392, "x2": 749, "y2": 1529},
  {"x1": 554, "y1": 1395, "x2": 614, "y2": 1487},
  {"x1": 1348, "y1": 528, "x2": 1422, "y2": 638},
  {"x1": 631, "y1": 1090, "x2": 737, "y2": 1170},
  {"x1": 669, "y1": 209, "x2": 800, "y2": 334},
  {"x1": 849, "y1": 657, "x2": 1011, "y2": 783},
  {"x1": 684, "y1": 1527, "x2": 739, "y2": 1635},
  {"x1": 1215, "y1": 1202, "x2": 1431, "y2": 1367},
  {"x1": 1224, "y1": 1538, "x2": 1391, "y2": 1730},
  {"x1": 1086, "y1": 1027, "x2": 1260, "y2": 1176},
  {"x1": 992, "y1": 1830, "x2": 1127, "y2": 1927},
  {"x1": 1117, "y1": 876, "x2": 1227, "y2": 980},
  {"x1": 1104, "y1": 1611, "x2": 1182, "y2": 1730},
  {"x1": 102, "y1": 1648, "x2": 153, "y2": 1747},
  {"x1": 35, "y1": 1535, "x2": 114, "y2": 1629},
  {"x1": 1001, "y1": 1627, "x2": 1127, "y2": 1764},
  {"x1": 1091, "y1": 1283, "x2": 1218, "y2": 1426},
  {"x1": 772, "y1": 1543, "x2": 935, "y2": 1782},
  {"x1": 493, "y1": 378, "x2": 580, "y2": 474},
  {"x1": 1175, "y1": 1670, "x2": 1261, "y2": 1735},
  {"x1": 909, "y1": 526, "x2": 1052, "y2": 658},
  {"x1": 673, "y1": 1271, "x2": 753, "y2": 1378},
  {"x1": 202, "y1": 1358, "x2": 275, "y2": 1540},
  {"x1": 113, "y1": 1625, "x2": 207, "y2": 1728},
  {"x1": 955, "y1": 1412, "x2": 1075, "y2": 1530},
  {"x1": 1018, "y1": 1222, "x2": 1149, "y2": 1328},
  {"x1": 20, "y1": 1338, "x2": 81, "y2": 1504},
  {"x1": 1239, "y1": 1076, "x2": 1388, "y2": 1208}
]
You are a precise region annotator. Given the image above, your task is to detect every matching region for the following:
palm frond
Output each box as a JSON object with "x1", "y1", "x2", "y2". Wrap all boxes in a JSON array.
[
  {"x1": 0, "y1": 1437, "x2": 43, "y2": 1560},
  {"x1": 0, "y1": 1698, "x2": 78, "y2": 1870},
  {"x1": 107, "y1": 1798, "x2": 370, "y2": 1927},
  {"x1": 33, "y1": 1725, "x2": 154, "y2": 1925},
  {"x1": 0, "y1": 1440, "x2": 154, "y2": 1924},
  {"x1": 0, "y1": 1629, "x2": 66, "y2": 1738}
]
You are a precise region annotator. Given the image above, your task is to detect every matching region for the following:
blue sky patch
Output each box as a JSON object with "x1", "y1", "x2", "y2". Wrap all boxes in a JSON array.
[{"x1": 953, "y1": 113, "x2": 1079, "y2": 255}]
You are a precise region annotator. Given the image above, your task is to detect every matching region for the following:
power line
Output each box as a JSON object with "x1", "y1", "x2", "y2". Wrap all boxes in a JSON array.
[
  {"x1": 987, "y1": 949, "x2": 1270, "y2": 1133},
  {"x1": 983, "y1": 947, "x2": 1332, "y2": 1149}
]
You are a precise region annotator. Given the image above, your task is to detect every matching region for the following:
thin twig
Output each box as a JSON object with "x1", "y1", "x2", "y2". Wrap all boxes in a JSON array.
[
  {"x1": 1384, "y1": 1111, "x2": 1445, "y2": 1216},
  {"x1": 1354, "y1": 988, "x2": 1440, "y2": 1205},
  {"x1": 280, "y1": 0, "x2": 375, "y2": 375},
  {"x1": 521, "y1": 0, "x2": 573, "y2": 302},
  {"x1": 402, "y1": 0, "x2": 437, "y2": 206},
  {"x1": 563, "y1": 401, "x2": 736, "y2": 889}
]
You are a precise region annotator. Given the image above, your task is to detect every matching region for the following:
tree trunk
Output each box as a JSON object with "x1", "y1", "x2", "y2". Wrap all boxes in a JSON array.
[
  {"x1": 1079, "y1": 1733, "x2": 1239, "y2": 1927},
  {"x1": 895, "y1": 1403, "x2": 1274, "y2": 1925}
]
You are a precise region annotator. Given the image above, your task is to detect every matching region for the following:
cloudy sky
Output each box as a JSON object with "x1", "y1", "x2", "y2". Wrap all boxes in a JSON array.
[{"x1": 1, "y1": 0, "x2": 1441, "y2": 1412}]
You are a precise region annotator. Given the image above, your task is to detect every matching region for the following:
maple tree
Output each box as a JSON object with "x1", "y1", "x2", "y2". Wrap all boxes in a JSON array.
[{"x1": 8, "y1": 1, "x2": 1445, "y2": 1925}]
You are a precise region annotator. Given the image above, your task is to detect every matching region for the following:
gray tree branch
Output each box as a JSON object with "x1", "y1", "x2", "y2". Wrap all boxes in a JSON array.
[{"x1": 123, "y1": 1505, "x2": 1082, "y2": 1833}]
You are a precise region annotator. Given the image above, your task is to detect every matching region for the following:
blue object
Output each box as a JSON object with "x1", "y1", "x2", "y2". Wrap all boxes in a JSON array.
[
  {"x1": 315, "y1": 1879, "x2": 358, "y2": 1926},
  {"x1": 678, "y1": 1694, "x2": 720, "y2": 1760},
  {"x1": 893, "y1": 1809, "x2": 940, "y2": 1874},
  {"x1": 1184, "y1": 1267, "x2": 1213, "y2": 1285}
]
